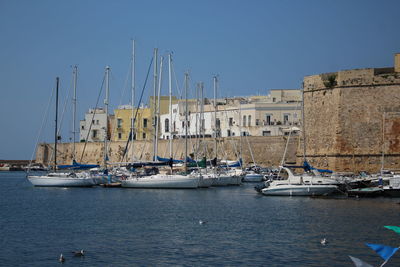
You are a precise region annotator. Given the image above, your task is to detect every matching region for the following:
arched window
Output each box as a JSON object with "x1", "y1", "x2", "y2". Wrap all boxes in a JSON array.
[
  {"x1": 248, "y1": 115, "x2": 252, "y2": 127},
  {"x1": 243, "y1": 115, "x2": 246, "y2": 127},
  {"x1": 165, "y1": 118, "x2": 169, "y2": 133}
]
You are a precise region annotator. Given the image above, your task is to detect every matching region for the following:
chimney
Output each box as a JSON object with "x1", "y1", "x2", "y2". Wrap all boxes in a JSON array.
[{"x1": 395, "y1": 53, "x2": 400, "y2": 72}]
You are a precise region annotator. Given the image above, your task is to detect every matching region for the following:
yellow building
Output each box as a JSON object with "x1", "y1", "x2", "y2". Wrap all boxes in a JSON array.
[
  {"x1": 112, "y1": 105, "x2": 152, "y2": 141},
  {"x1": 112, "y1": 96, "x2": 178, "y2": 142}
]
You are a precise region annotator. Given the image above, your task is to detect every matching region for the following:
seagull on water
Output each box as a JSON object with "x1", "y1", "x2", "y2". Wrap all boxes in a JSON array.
[
  {"x1": 72, "y1": 249, "x2": 85, "y2": 257},
  {"x1": 59, "y1": 254, "x2": 65, "y2": 263},
  {"x1": 320, "y1": 238, "x2": 327, "y2": 245},
  {"x1": 199, "y1": 220, "x2": 207, "y2": 225}
]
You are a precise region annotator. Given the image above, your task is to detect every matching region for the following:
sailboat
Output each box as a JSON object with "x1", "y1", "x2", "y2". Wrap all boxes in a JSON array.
[
  {"x1": 27, "y1": 74, "x2": 95, "y2": 187},
  {"x1": 121, "y1": 52, "x2": 199, "y2": 189}
]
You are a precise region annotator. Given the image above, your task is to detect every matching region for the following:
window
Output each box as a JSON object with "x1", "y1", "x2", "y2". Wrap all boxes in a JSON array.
[
  {"x1": 283, "y1": 114, "x2": 289, "y2": 125},
  {"x1": 96, "y1": 120, "x2": 99, "y2": 125},
  {"x1": 216, "y1": 118, "x2": 221, "y2": 129},
  {"x1": 227, "y1": 130, "x2": 231, "y2": 137},
  {"x1": 142, "y1": 132, "x2": 146, "y2": 139},
  {"x1": 173, "y1": 122, "x2": 176, "y2": 132},
  {"x1": 143, "y1": 118, "x2": 148, "y2": 128},
  {"x1": 266, "y1": 115, "x2": 271, "y2": 125},
  {"x1": 248, "y1": 115, "x2": 252, "y2": 127},
  {"x1": 92, "y1": 130, "x2": 98, "y2": 138},
  {"x1": 262, "y1": 131, "x2": 271, "y2": 136},
  {"x1": 165, "y1": 118, "x2": 169, "y2": 132},
  {"x1": 229, "y1": 117, "x2": 233, "y2": 126},
  {"x1": 81, "y1": 125, "x2": 84, "y2": 130},
  {"x1": 182, "y1": 121, "x2": 185, "y2": 128},
  {"x1": 117, "y1": 118, "x2": 123, "y2": 128},
  {"x1": 255, "y1": 119, "x2": 259, "y2": 126},
  {"x1": 118, "y1": 133, "x2": 122, "y2": 139},
  {"x1": 173, "y1": 109, "x2": 177, "y2": 113},
  {"x1": 243, "y1": 116, "x2": 246, "y2": 127}
]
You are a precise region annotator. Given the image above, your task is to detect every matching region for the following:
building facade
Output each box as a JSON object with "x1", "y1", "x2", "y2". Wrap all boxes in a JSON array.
[
  {"x1": 79, "y1": 108, "x2": 112, "y2": 142},
  {"x1": 159, "y1": 89, "x2": 302, "y2": 140},
  {"x1": 112, "y1": 105, "x2": 152, "y2": 141}
]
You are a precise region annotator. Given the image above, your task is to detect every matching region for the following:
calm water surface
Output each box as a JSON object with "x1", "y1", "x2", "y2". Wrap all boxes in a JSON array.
[{"x1": 1, "y1": 172, "x2": 399, "y2": 266}]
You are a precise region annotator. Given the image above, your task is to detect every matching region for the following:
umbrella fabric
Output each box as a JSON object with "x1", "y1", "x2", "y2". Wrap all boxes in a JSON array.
[
  {"x1": 365, "y1": 243, "x2": 399, "y2": 261},
  {"x1": 348, "y1": 256, "x2": 373, "y2": 267},
  {"x1": 384, "y1": 226, "x2": 400, "y2": 235}
]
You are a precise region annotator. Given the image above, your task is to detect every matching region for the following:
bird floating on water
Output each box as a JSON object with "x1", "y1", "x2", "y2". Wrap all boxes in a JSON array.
[
  {"x1": 72, "y1": 249, "x2": 85, "y2": 257},
  {"x1": 59, "y1": 254, "x2": 65, "y2": 263},
  {"x1": 199, "y1": 220, "x2": 207, "y2": 225},
  {"x1": 320, "y1": 238, "x2": 327, "y2": 245}
]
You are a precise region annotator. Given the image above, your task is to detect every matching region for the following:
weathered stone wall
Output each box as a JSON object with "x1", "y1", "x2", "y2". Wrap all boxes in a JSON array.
[
  {"x1": 35, "y1": 136, "x2": 299, "y2": 168},
  {"x1": 302, "y1": 67, "x2": 400, "y2": 172}
]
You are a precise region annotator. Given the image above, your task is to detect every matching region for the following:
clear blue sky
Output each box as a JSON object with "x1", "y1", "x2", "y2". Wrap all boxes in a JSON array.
[{"x1": 1, "y1": 0, "x2": 399, "y2": 159}]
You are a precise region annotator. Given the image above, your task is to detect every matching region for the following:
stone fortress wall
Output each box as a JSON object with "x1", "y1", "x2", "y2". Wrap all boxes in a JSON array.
[{"x1": 301, "y1": 55, "x2": 400, "y2": 172}]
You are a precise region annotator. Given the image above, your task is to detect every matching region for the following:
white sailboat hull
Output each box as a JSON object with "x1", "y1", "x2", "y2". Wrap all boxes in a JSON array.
[
  {"x1": 121, "y1": 174, "x2": 199, "y2": 189},
  {"x1": 261, "y1": 184, "x2": 337, "y2": 196},
  {"x1": 198, "y1": 176, "x2": 215, "y2": 188},
  {"x1": 211, "y1": 175, "x2": 231, "y2": 186},
  {"x1": 27, "y1": 175, "x2": 95, "y2": 187},
  {"x1": 227, "y1": 175, "x2": 242, "y2": 185}
]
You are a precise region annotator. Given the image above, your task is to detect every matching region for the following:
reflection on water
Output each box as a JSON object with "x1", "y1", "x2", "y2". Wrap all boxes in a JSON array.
[{"x1": 0, "y1": 172, "x2": 399, "y2": 266}]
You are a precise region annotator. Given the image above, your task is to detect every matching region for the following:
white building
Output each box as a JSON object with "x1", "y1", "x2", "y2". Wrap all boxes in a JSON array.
[
  {"x1": 79, "y1": 108, "x2": 110, "y2": 142},
  {"x1": 159, "y1": 89, "x2": 302, "y2": 139}
]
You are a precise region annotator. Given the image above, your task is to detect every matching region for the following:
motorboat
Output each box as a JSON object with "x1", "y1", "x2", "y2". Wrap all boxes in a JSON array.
[
  {"x1": 347, "y1": 187, "x2": 384, "y2": 197},
  {"x1": 259, "y1": 166, "x2": 338, "y2": 196},
  {"x1": 261, "y1": 183, "x2": 338, "y2": 196},
  {"x1": 383, "y1": 176, "x2": 400, "y2": 197}
]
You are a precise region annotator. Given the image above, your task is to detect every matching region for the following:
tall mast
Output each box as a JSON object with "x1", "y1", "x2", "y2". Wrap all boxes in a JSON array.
[
  {"x1": 104, "y1": 66, "x2": 110, "y2": 167},
  {"x1": 213, "y1": 76, "x2": 218, "y2": 164},
  {"x1": 195, "y1": 83, "x2": 200, "y2": 155},
  {"x1": 239, "y1": 102, "x2": 243, "y2": 168},
  {"x1": 381, "y1": 112, "x2": 386, "y2": 173},
  {"x1": 54, "y1": 77, "x2": 59, "y2": 171},
  {"x1": 131, "y1": 40, "x2": 135, "y2": 163},
  {"x1": 152, "y1": 48, "x2": 158, "y2": 161},
  {"x1": 72, "y1": 66, "x2": 77, "y2": 162},
  {"x1": 168, "y1": 53, "x2": 173, "y2": 159},
  {"x1": 155, "y1": 56, "x2": 163, "y2": 160},
  {"x1": 200, "y1": 82, "x2": 206, "y2": 160},
  {"x1": 301, "y1": 87, "x2": 306, "y2": 162},
  {"x1": 184, "y1": 72, "x2": 189, "y2": 174}
]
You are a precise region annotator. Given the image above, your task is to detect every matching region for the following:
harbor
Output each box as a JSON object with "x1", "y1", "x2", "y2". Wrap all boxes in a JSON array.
[
  {"x1": 1, "y1": 171, "x2": 400, "y2": 266},
  {"x1": 2, "y1": 1, "x2": 400, "y2": 266}
]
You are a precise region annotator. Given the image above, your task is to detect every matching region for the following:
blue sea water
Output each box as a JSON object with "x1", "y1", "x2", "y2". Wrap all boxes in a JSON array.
[{"x1": 1, "y1": 172, "x2": 400, "y2": 267}]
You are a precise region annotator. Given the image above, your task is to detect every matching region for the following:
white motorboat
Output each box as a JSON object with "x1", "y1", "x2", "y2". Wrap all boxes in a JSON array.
[
  {"x1": 121, "y1": 174, "x2": 199, "y2": 189},
  {"x1": 383, "y1": 176, "x2": 400, "y2": 197},
  {"x1": 279, "y1": 167, "x2": 342, "y2": 185},
  {"x1": 260, "y1": 166, "x2": 338, "y2": 196},
  {"x1": 27, "y1": 172, "x2": 95, "y2": 187},
  {"x1": 261, "y1": 183, "x2": 338, "y2": 196}
]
